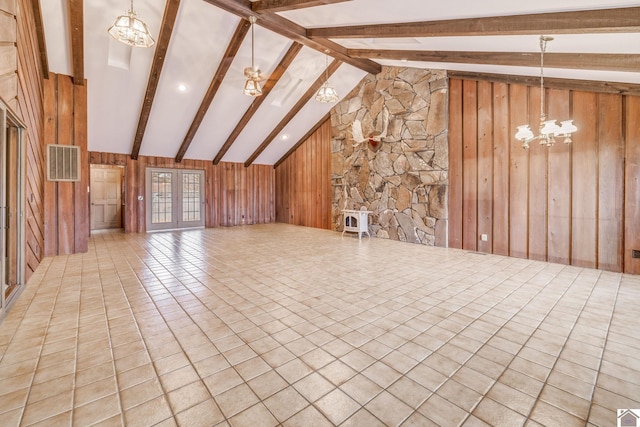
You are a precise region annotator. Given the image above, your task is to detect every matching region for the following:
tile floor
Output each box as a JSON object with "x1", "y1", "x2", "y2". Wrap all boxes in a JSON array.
[{"x1": 0, "y1": 223, "x2": 639, "y2": 426}]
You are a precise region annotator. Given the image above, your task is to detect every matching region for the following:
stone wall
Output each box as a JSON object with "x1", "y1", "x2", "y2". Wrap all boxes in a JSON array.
[{"x1": 331, "y1": 67, "x2": 448, "y2": 246}]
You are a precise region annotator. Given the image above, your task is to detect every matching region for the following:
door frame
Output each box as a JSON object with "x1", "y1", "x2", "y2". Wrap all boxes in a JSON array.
[
  {"x1": 0, "y1": 99, "x2": 26, "y2": 319},
  {"x1": 90, "y1": 164, "x2": 124, "y2": 231},
  {"x1": 145, "y1": 167, "x2": 205, "y2": 232}
]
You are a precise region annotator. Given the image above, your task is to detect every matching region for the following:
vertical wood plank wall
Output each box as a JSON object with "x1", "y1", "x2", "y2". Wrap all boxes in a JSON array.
[
  {"x1": 43, "y1": 73, "x2": 89, "y2": 256},
  {"x1": 7, "y1": 0, "x2": 45, "y2": 280},
  {"x1": 89, "y1": 152, "x2": 274, "y2": 233},
  {"x1": 449, "y1": 77, "x2": 640, "y2": 274},
  {"x1": 0, "y1": 0, "x2": 18, "y2": 109},
  {"x1": 274, "y1": 119, "x2": 332, "y2": 230}
]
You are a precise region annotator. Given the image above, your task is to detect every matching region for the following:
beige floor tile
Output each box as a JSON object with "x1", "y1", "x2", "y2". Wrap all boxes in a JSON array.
[
  {"x1": 293, "y1": 372, "x2": 335, "y2": 402},
  {"x1": 263, "y1": 386, "x2": 308, "y2": 422},
  {"x1": 0, "y1": 225, "x2": 639, "y2": 426},
  {"x1": 73, "y1": 393, "x2": 121, "y2": 426},
  {"x1": 227, "y1": 403, "x2": 277, "y2": 427},
  {"x1": 214, "y1": 384, "x2": 259, "y2": 419},
  {"x1": 175, "y1": 398, "x2": 224, "y2": 427},
  {"x1": 120, "y1": 378, "x2": 164, "y2": 410},
  {"x1": 21, "y1": 393, "x2": 72, "y2": 426},
  {"x1": 247, "y1": 370, "x2": 288, "y2": 400}
]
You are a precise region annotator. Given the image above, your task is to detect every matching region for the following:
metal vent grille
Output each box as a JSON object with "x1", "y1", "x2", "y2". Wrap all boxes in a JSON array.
[{"x1": 47, "y1": 144, "x2": 80, "y2": 182}]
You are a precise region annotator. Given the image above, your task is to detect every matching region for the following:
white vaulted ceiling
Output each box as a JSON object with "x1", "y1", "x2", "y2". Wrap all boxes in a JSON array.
[{"x1": 39, "y1": 0, "x2": 640, "y2": 164}]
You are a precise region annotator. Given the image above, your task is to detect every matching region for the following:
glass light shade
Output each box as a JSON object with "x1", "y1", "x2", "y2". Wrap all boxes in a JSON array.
[
  {"x1": 558, "y1": 120, "x2": 577, "y2": 135},
  {"x1": 515, "y1": 125, "x2": 534, "y2": 142},
  {"x1": 540, "y1": 120, "x2": 561, "y2": 136},
  {"x1": 243, "y1": 78, "x2": 262, "y2": 97},
  {"x1": 315, "y1": 83, "x2": 339, "y2": 103},
  {"x1": 108, "y1": 10, "x2": 155, "y2": 48}
]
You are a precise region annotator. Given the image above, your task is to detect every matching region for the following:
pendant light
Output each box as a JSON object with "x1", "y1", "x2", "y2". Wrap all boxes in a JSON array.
[
  {"x1": 514, "y1": 36, "x2": 577, "y2": 149},
  {"x1": 315, "y1": 50, "x2": 339, "y2": 103},
  {"x1": 243, "y1": 16, "x2": 263, "y2": 97},
  {"x1": 108, "y1": 0, "x2": 155, "y2": 48}
]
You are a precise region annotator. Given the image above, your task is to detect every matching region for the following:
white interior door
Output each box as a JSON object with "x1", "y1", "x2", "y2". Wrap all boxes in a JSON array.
[{"x1": 91, "y1": 166, "x2": 122, "y2": 230}]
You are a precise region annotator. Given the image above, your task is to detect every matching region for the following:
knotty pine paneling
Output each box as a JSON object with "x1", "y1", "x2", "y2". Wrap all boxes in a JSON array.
[
  {"x1": 275, "y1": 119, "x2": 332, "y2": 230},
  {"x1": 89, "y1": 152, "x2": 274, "y2": 232},
  {"x1": 12, "y1": 0, "x2": 45, "y2": 280},
  {"x1": 449, "y1": 77, "x2": 639, "y2": 274},
  {"x1": 43, "y1": 73, "x2": 88, "y2": 256}
]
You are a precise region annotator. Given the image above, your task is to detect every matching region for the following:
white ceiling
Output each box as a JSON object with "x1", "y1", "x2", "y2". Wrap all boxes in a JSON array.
[{"x1": 40, "y1": 0, "x2": 640, "y2": 164}]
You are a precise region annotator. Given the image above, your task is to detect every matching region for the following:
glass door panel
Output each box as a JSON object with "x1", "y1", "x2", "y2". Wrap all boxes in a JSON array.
[{"x1": 146, "y1": 168, "x2": 204, "y2": 231}]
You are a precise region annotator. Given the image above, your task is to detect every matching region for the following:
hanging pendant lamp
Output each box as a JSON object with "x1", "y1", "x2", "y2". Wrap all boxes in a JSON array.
[
  {"x1": 243, "y1": 16, "x2": 263, "y2": 97},
  {"x1": 108, "y1": 0, "x2": 155, "y2": 48},
  {"x1": 315, "y1": 50, "x2": 339, "y2": 103}
]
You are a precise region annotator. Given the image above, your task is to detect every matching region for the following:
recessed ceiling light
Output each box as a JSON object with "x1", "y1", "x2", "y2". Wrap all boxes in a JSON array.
[
  {"x1": 281, "y1": 134, "x2": 289, "y2": 140},
  {"x1": 177, "y1": 83, "x2": 187, "y2": 92}
]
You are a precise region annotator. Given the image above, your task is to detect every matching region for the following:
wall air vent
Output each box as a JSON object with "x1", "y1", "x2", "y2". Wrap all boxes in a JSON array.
[{"x1": 47, "y1": 144, "x2": 80, "y2": 182}]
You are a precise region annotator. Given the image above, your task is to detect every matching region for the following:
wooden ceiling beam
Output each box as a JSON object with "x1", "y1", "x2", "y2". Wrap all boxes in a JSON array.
[
  {"x1": 130, "y1": 0, "x2": 181, "y2": 160},
  {"x1": 252, "y1": 0, "x2": 353, "y2": 13},
  {"x1": 308, "y1": 7, "x2": 640, "y2": 38},
  {"x1": 244, "y1": 58, "x2": 342, "y2": 166},
  {"x1": 212, "y1": 42, "x2": 304, "y2": 165},
  {"x1": 448, "y1": 70, "x2": 640, "y2": 97},
  {"x1": 68, "y1": 0, "x2": 84, "y2": 85},
  {"x1": 349, "y1": 50, "x2": 640, "y2": 72},
  {"x1": 175, "y1": 20, "x2": 250, "y2": 162},
  {"x1": 202, "y1": 0, "x2": 381, "y2": 74},
  {"x1": 31, "y1": 0, "x2": 49, "y2": 79}
]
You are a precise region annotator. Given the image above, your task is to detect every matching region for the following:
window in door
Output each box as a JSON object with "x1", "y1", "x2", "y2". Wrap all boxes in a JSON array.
[{"x1": 146, "y1": 168, "x2": 205, "y2": 231}]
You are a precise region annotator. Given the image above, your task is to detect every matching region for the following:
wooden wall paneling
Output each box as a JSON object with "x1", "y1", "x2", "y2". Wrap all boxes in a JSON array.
[
  {"x1": 56, "y1": 76, "x2": 74, "y2": 254},
  {"x1": 462, "y1": 80, "x2": 478, "y2": 251},
  {"x1": 124, "y1": 156, "x2": 137, "y2": 233},
  {"x1": 239, "y1": 163, "x2": 246, "y2": 225},
  {"x1": 527, "y1": 87, "x2": 547, "y2": 261},
  {"x1": 43, "y1": 75, "x2": 57, "y2": 256},
  {"x1": 546, "y1": 89, "x2": 572, "y2": 265},
  {"x1": 476, "y1": 81, "x2": 493, "y2": 253},
  {"x1": 508, "y1": 84, "x2": 529, "y2": 259},
  {"x1": 136, "y1": 156, "x2": 146, "y2": 233},
  {"x1": 246, "y1": 165, "x2": 253, "y2": 224},
  {"x1": 227, "y1": 163, "x2": 235, "y2": 226},
  {"x1": 597, "y1": 93, "x2": 624, "y2": 272},
  {"x1": 73, "y1": 82, "x2": 88, "y2": 252},
  {"x1": 210, "y1": 163, "x2": 219, "y2": 227},
  {"x1": 624, "y1": 95, "x2": 640, "y2": 274},
  {"x1": 448, "y1": 79, "x2": 463, "y2": 249},
  {"x1": 322, "y1": 123, "x2": 329, "y2": 229},
  {"x1": 492, "y1": 82, "x2": 510, "y2": 256},
  {"x1": 571, "y1": 91, "x2": 598, "y2": 268}
]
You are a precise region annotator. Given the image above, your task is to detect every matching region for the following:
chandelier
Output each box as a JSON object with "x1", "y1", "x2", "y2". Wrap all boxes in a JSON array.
[
  {"x1": 514, "y1": 36, "x2": 577, "y2": 149},
  {"x1": 108, "y1": 0, "x2": 155, "y2": 48},
  {"x1": 243, "y1": 16, "x2": 264, "y2": 97},
  {"x1": 315, "y1": 50, "x2": 339, "y2": 103}
]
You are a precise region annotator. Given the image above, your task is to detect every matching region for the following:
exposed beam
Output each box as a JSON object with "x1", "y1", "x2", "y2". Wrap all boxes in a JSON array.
[
  {"x1": 130, "y1": 0, "x2": 181, "y2": 160},
  {"x1": 201, "y1": 0, "x2": 380, "y2": 74},
  {"x1": 175, "y1": 20, "x2": 250, "y2": 162},
  {"x1": 448, "y1": 70, "x2": 640, "y2": 97},
  {"x1": 212, "y1": 42, "x2": 304, "y2": 165},
  {"x1": 274, "y1": 112, "x2": 329, "y2": 168},
  {"x1": 245, "y1": 58, "x2": 341, "y2": 166},
  {"x1": 252, "y1": 0, "x2": 352, "y2": 12},
  {"x1": 31, "y1": 0, "x2": 49, "y2": 79},
  {"x1": 349, "y1": 50, "x2": 640, "y2": 73},
  {"x1": 308, "y1": 7, "x2": 640, "y2": 38},
  {"x1": 68, "y1": 0, "x2": 84, "y2": 85}
]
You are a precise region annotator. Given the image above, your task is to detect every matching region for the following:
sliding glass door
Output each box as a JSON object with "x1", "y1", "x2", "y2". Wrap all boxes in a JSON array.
[{"x1": 146, "y1": 168, "x2": 205, "y2": 231}]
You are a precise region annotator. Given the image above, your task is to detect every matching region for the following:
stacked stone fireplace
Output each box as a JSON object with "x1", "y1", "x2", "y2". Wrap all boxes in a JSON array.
[{"x1": 331, "y1": 67, "x2": 448, "y2": 246}]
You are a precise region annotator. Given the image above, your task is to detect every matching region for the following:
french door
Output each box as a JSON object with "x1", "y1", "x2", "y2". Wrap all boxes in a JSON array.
[
  {"x1": 0, "y1": 100, "x2": 25, "y2": 315},
  {"x1": 146, "y1": 168, "x2": 205, "y2": 231}
]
